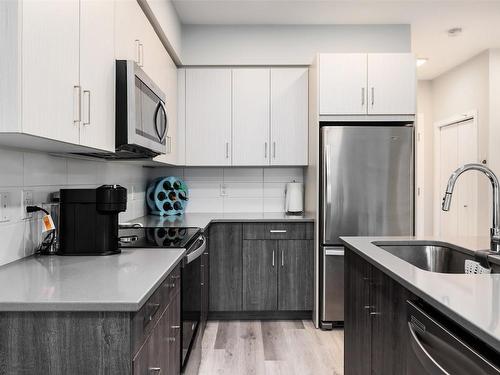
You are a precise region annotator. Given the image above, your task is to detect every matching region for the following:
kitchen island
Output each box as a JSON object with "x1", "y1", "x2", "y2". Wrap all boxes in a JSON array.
[
  {"x1": 341, "y1": 235, "x2": 500, "y2": 374},
  {"x1": 0, "y1": 249, "x2": 185, "y2": 374}
]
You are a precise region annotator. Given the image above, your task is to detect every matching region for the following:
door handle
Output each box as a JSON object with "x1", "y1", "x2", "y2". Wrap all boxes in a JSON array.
[
  {"x1": 272, "y1": 250, "x2": 275, "y2": 267},
  {"x1": 135, "y1": 40, "x2": 140, "y2": 65},
  {"x1": 272, "y1": 142, "x2": 276, "y2": 159},
  {"x1": 371, "y1": 87, "x2": 375, "y2": 106},
  {"x1": 361, "y1": 87, "x2": 365, "y2": 107},
  {"x1": 265, "y1": 142, "x2": 268, "y2": 158},
  {"x1": 270, "y1": 229, "x2": 286, "y2": 233},
  {"x1": 139, "y1": 43, "x2": 144, "y2": 67},
  {"x1": 225, "y1": 142, "x2": 230, "y2": 159},
  {"x1": 281, "y1": 250, "x2": 284, "y2": 267},
  {"x1": 73, "y1": 85, "x2": 81, "y2": 123},
  {"x1": 83, "y1": 90, "x2": 90, "y2": 125},
  {"x1": 148, "y1": 367, "x2": 161, "y2": 374}
]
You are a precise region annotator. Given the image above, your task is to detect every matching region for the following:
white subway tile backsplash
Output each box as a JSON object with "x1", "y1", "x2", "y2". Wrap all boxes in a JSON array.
[
  {"x1": 224, "y1": 197, "x2": 263, "y2": 213},
  {"x1": 185, "y1": 197, "x2": 223, "y2": 213},
  {"x1": 0, "y1": 149, "x2": 23, "y2": 187},
  {"x1": 24, "y1": 152, "x2": 68, "y2": 186},
  {"x1": 0, "y1": 147, "x2": 148, "y2": 266},
  {"x1": 184, "y1": 168, "x2": 223, "y2": 182},
  {"x1": 0, "y1": 222, "x2": 25, "y2": 265},
  {"x1": 149, "y1": 166, "x2": 304, "y2": 215},
  {"x1": 264, "y1": 167, "x2": 303, "y2": 183},
  {"x1": 225, "y1": 182, "x2": 263, "y2": 198},
  {"x1": 224, "y1": 168, "x2": 263, "y2": 182}
]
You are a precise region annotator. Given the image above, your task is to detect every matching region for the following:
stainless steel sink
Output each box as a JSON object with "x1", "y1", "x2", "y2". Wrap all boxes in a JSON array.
[{"x1": 374, "y1": 242, "x2": 499, "y2": 274}]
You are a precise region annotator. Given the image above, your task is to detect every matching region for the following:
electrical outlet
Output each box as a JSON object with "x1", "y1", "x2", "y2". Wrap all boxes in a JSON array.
[
  {"x1": 22, "y1": 190, "x2": 34, "y2": 219},
  {"x1": 0, "y1": 192, "x2": 10, "y2": 222}
]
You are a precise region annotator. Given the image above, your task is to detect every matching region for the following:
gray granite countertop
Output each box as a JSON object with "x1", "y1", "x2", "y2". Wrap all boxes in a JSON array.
[
  {"x1": 129, "y1": 212, "x2": 315, "y2": 231},
  {"x1": 0, "y1": 248, "x2": 185, "y2": 312},
  {"x1": 341, "y1": 235, "x2": 500, "y2": 352}
]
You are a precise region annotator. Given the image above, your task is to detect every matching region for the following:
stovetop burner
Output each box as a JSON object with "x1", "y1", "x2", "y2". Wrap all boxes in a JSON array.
[{"x1": 119, "y1": 227, "x2": 201, "y2": 249}]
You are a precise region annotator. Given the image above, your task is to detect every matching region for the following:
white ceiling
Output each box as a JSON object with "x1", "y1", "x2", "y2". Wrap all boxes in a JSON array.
[{"x1": 172, "y1": 0, "x2": 500, "y2": 80}]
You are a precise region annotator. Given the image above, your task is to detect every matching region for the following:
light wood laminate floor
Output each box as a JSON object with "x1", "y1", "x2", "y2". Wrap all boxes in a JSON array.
[{"x1": 199, "y1": 320, "x2": 344, "y2": 375}]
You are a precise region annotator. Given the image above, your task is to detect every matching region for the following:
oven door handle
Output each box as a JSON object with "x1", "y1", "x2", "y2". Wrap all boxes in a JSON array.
[{"x1": 186, "y1": 236, "x2": 207, "y2": 264}]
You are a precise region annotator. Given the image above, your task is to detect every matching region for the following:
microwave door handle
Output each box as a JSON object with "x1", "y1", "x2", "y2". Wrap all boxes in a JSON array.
[
  {"x1": 153, "y1": 102, "x2": 166, "y2": 143},
  {"x1": 159, "y1": 100, "x2": 168, "y2": 141}
]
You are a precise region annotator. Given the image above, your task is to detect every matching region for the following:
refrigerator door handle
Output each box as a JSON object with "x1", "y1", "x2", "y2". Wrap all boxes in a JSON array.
[{"x1": 323, "y1": 144, "x2": 332, "y2": 239}]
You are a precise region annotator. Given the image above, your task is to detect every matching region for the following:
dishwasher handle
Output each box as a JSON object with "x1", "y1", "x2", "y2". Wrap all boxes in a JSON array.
[{"x1": 408, "y1": 320, "x2": 449, "y2": 374}]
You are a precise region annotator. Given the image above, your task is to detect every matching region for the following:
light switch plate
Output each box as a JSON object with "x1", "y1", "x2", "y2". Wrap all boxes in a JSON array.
[{"x1": 0, "y1": 192, "x2": 10, "y2": 222}]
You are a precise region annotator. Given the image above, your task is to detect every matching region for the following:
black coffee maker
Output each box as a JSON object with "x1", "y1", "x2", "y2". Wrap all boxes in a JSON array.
[{"x1": 59, "y1": 185, "x2": 127, "y2": 255}]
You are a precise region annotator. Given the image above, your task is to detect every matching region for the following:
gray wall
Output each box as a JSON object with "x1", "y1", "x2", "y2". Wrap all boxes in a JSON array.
[{"x1": 181, "y1": 24, "x2": 411, "y2": 65}]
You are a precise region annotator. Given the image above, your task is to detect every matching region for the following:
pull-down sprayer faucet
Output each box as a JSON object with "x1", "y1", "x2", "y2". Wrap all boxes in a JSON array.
[{"x1": 442, "y1": 163, "x2": 500, "y2": 252}]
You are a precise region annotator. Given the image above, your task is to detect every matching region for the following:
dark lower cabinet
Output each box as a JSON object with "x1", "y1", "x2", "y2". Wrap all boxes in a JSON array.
[
  {"x1": 278, "y1": 240, "x2": 313, "y2": 311},
  {"x1": 209, "y1": 222, "x2": 314, "y2": 318},
  {"x1": 345, "y1": 249, "x2": 411, "y2": 375},
  {"x1": 0, "y1": 264, "x2": 182, "y2": 375},
  {"x1": 243, "y1": 240, "x2": 278, "y2": 311},
  {"x1": 209, "y1": 223, "x2": 243, "y2": 312},
  {"x1": 133, "y1": 291, "x2": 180, "y2": 375}
]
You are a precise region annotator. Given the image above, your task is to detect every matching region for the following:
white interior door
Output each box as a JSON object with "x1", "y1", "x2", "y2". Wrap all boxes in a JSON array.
[
  {"x1": 367, "y1": 53, "x2": 416, "y2": 115},
  {"x1": 232, "y1": 68, "x2": 270, "y2": 166},
  {"x1": 185, "y1": 69, "x2": 232, "y2": 166},
  {"x1": 21, "y1": 0, "x2": 80, "y2": 144},
  {"x1": 319, "y1": 54, "x2": 367, "y2": 115},
  {"x1": 437, "y1": 118, "x2": 478, "y2": 237},
  {"x1": 270, "y1": 68, "x2": 309, "y2": 166},
  {"x1": 79, "y1": 0, "x2": 115, "y2": 152}
]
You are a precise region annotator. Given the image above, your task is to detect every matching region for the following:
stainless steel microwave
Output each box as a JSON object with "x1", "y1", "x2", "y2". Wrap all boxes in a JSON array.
[{"x1": 115, "y1": 60, "x2": 167, "y2": 158}]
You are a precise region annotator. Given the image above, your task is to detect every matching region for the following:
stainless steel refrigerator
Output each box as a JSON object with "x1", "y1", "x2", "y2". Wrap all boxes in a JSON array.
[{"x1": 320, "y1": 124, "x2": 414, "y2": 329}]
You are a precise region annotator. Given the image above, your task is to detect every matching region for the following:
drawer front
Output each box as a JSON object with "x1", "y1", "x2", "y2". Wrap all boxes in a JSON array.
[
  {"x1": 242, "y1": 223, "x2": 313, "y2": 240},
  {"x1": 132, "y1": 263, "x2": 181, "y2": 356}
]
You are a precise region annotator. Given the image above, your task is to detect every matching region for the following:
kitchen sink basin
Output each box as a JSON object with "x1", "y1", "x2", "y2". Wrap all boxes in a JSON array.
[{"x1": 374, "y1": 242, "x2": 499, "y2": 274}]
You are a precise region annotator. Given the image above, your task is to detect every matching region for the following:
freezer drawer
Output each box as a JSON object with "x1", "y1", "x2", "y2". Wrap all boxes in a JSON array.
[{"x1": 322, "y1": 246, "x2": 344, "y2": 323}]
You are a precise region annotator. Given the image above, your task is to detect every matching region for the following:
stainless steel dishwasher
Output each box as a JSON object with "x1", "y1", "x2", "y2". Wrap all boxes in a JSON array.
[{"x1": 407, "y1": 301, "x2": 500, "y2": 374}]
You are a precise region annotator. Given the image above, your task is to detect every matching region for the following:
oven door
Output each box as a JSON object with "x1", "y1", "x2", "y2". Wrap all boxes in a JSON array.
[{"x1": 181, "y1": 235, "x2": 206, "y2": 368}]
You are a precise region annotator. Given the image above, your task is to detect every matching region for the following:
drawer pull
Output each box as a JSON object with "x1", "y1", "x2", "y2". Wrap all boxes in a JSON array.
[
  {"x1": 166, "y1": 283, "x2": 175, "y2": 289},
  {"x1": 270, "y1": 229, "x2": 287, "y2": 233},
  {"x1": 144, "y1": 303, "x2": 160, "y2": 324},
  {"x1": 171, "y1": 325, "x2": 181, "y2": 329},
  {"x1": 148, "y1": 367, "x2": 161, "y2": 374},
  {"x1": 167, "y1": 337, "x2": 176, "y2": 342}
]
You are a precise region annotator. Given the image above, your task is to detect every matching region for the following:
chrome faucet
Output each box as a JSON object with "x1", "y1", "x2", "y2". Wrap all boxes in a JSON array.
[{"x1": 442, "y1": 163, "x2": 500, "y2": 252}]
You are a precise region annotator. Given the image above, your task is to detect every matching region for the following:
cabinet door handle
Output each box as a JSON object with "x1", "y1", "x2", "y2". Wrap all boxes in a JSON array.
[
  {"x1": 144, "y1": 303, "x2": 160, "y2": 324},
  {"x1": 264, "y1": 142, "x2": 268, "y2": 158},
  {"x1": 272, "y1": 250, "x2": 275, "y2": 267},
  {"x1": 361, "y1": 87, "x2": 365, "y2": 106},
  {"x1": 281, "y1": 250, "x2": 284, "y2": 267},
  {"x1": 272, "y1": 141, "x2": 276, "y2": 159},
  {"x1": 83, "y1": 90, "x2": 90, "y2": 125},
  {"x1": 135, "y1": 40, "x2": 140, "y2": 64},
  {"x1": 148, "y1": 367, "x2": 161, "y2": 374},
  {"x1": 225, "y1": 142, "x2": 229, "y2": 159},
  {"x1": 73, "y1": 85, "x2": 81, "y2": 123},
  {"x1": 171, "y1": 325, "x2": 181, "y2": 329},
  {"x1": 370, "y1": 311, "x2": 381, "y2": 316},
  {"x1": 167, "y1": 136, "x2": 172, "y2": 153},
  {"x1": 371, "y1": 87, "x2": 375, "y2": 106},
  {"x1": 270, "y1": 229, "x2": 286, "y2": 233}
]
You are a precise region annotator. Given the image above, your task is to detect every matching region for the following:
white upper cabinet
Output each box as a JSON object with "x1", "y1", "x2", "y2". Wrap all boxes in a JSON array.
[
  {"x1": 114, "y1": 0, "x2": 146, "y2": 66},
  {"x1": 21, "y1": 0, "x2": 80, "y2": 144},
  {"x1": 270, "y1": 68, "x2": 309, "y2": 166},
  {"x1": 367, "y1": 54, "x2": 416, "y2": 115},
  {"x1": 185, "y1": 69, "x2": 232, "y2": 166},
  {"x1": 79, "y1": 0, "x2": 115, "y2": 152},
  {"x1": 318, "y1": 53, "x2": 415, "y2": 116},
  {"x1": 232, "y1": 69, "x2": 270, "y2": 166},
  {"x1": 183, "y1": 67, "x2": 309, "y2": 167},
  {"x1": 319, "y1": 54, "x2": 367, "y2": 115}
]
